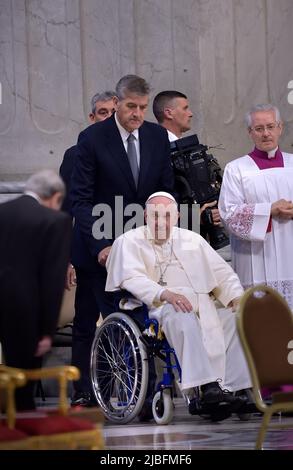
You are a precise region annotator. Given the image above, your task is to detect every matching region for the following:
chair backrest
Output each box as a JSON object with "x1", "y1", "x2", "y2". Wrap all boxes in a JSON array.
[{"x1": 237, "y1": 285, "x2": 293, "y2": 389}]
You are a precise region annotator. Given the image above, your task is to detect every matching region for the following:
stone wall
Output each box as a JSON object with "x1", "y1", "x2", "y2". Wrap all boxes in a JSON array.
[{"x1": 1, "y1": 0, "x2": 293, "y2": 180}]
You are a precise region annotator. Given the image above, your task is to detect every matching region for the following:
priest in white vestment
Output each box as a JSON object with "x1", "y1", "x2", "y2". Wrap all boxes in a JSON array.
[
  {"x1": 219, "y1": 104, "x2": 293, "y2": 310},
  {"x1": 106, "y1": 192, "x2": 251, "y2": 401}
]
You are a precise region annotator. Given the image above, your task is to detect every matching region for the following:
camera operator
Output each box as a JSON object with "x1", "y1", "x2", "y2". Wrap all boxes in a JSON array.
[{"x1": 153, "y1": 90, "x2": 222, "y2": 241}]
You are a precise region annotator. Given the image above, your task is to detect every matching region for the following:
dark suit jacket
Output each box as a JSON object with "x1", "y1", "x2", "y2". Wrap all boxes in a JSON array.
[
  {"x1": 71, "y1": 113, "x2": 174, "y2": 272},
  {"x1": 59, "y1": 145, "x2": 77, "y2": 215},
  {"x1": 0, "y1": 195, "x2": 72, "y2": 366}
]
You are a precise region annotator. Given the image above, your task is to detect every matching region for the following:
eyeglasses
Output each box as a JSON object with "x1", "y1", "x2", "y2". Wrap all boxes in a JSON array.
[{"x1": 249, "y1": 123, "x2": 281, "y2": 134}]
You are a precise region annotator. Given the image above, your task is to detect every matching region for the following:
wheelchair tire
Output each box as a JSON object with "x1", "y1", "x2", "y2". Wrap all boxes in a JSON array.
[
  {"x1": 90, "y1": 312, "x2": 149, "y2": 424},
  {"x1": 152, "y1": 389, "x2": 173, "y2": 425}
]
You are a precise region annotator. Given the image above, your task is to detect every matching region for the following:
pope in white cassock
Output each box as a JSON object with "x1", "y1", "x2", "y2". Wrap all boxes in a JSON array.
[
  {"x1": 105, "y1": 192, "x2": 251, "y2": 409},
  {"x1": 219, "y1": 104, "x2": 293, "y2": 310}
]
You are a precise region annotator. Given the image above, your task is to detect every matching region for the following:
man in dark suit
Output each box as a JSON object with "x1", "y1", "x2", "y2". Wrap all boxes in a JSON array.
[
  {"x1": 153, "y1": 91, "x2": 222, "y2": 235},
  {"x1": 0, "y1": 170, "x2": 72, "y2": 410},
  {"x1": 60, "y1": 90, "x2": 116, "y2": 215},
  {"x1": 60, "y1": 91, "x2": 117, "y2": 295},
  {"x1": 70, "y1": 75, "x2": 174, "y2": 407}
]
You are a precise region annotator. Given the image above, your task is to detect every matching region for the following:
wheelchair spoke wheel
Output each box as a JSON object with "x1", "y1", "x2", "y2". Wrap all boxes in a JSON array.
[{"x1": 90, "y1": 313, "x2": 148, "y2": 423}]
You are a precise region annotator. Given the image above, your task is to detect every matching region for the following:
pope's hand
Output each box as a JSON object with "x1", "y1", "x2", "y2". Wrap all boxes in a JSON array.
[
  {"x1": 229, "y1": 297, "x2": 241, "y2": 312},
  {"x1": 160, "y1": 289, "x2": 193, "y2": 313}
]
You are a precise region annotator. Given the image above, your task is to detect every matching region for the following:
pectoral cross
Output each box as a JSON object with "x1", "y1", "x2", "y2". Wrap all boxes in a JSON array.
[{"x1": 158, "y1": 275, "x2": 167, "y2": 286}]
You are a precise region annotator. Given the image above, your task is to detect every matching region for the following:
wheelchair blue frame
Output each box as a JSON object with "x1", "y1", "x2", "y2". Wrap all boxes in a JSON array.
[{"x1": 116, "y1": 293, "x2": 182, "y2": 396}]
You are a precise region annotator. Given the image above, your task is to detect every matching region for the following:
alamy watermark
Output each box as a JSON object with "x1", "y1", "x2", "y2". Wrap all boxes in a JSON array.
[
  {"x1": 91, "y1": 196, "x2": 200, "y2": 242},
  {"x1": 288, "y1": 80, "x2": 293, "y2": 105}
]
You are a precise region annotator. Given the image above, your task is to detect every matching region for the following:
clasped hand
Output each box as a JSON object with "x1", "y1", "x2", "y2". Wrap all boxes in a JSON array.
[{"x1": 271, "y1": 199, "x2": 293, "y2": 220}]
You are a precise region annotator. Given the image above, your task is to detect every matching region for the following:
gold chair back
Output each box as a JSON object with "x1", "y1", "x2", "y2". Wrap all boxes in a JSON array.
[{"x1": 237, "y1": 285, "x2": 293, "y2": 449}]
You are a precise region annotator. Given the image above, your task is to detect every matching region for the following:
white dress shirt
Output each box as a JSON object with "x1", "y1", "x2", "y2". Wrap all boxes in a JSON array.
[{"x1": 115, "y1": 113, "x2": 140, "y2": 167}]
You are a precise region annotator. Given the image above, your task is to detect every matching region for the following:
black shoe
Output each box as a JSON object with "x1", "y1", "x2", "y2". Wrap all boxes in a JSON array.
[
  {"x1": 209, "y1": 403, "x2": 232, "y2": 422},
  {"x1": 201, "y1": 382, "x2": 225, "y2": 404},
  {"x1": 71, "y1": 391, "x2": 96, "y2": 407},
  {"x1": 235, "y1": 389, "x2": 258, "y2": 414},
  {"x1": 138, "y1": 401, "x2": 153, "y2": 422},
  {"x1": 189, "y1": 397, "x2": 232, "y2": 422},
  {"x1": 201, "y1": 382, "x2": 246, "y2": 409}
]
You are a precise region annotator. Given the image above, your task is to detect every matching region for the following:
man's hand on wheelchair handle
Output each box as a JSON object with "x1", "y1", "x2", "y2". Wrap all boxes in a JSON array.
[
  {"x1": 65, "y1": 264, "x2": 76, "y2": 290},
  {"x1": 160, "y1": 289, "x2": 193, "y2": 313},
  {"x1": 98, "y1": 246, "x2": 112, "y2": 266}
]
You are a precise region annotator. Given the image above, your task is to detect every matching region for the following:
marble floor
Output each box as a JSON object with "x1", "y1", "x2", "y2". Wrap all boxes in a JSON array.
[{"x1": 103, "y1": 399, "x2": 293, "y2": 450}]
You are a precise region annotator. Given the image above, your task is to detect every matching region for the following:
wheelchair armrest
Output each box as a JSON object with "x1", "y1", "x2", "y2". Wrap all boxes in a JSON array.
[
  {"x1": 113, "y1": 290, "x2": 149, "y2": 323},
  {"x1": 113, "y1": 289, "x2": 134, "y2": 310}
]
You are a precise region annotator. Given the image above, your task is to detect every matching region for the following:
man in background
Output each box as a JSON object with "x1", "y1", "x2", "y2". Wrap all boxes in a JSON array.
[
  {"x1": 153, "y1": 90, "x2": 193, "y2": 141},
  {"x1": 60, "y1": 90, "x2": 116, "y2": 214},
  {"x1": 0, "y1": 170, "x2": 71, "y2": 410},
  {"x1": 153, "y1": 90, "x2": 222, "y2": 241},
  {"x1": 219, "y1": 104, "x2": 293, "y2": 309},
  {"x1": 59, "y1": 91, "x2": 117, "y2": 352}
]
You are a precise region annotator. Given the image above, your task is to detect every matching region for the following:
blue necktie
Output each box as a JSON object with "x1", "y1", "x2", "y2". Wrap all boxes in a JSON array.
[{"x1": 127, "y1": 134, "x2": 139, "y2": 188}]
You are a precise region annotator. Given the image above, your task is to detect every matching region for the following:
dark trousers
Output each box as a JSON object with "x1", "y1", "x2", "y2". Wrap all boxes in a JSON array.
[
  {"x1": 71, "y1": 268, "x2": 114, "y2": 394},
  {"x1": 1, "y1": 337, "x2": 41, "y2": 411}
]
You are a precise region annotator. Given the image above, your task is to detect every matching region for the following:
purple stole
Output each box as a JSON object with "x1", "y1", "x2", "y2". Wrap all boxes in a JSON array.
[{"x1": 248, "y1": 147, "x2": 284, "y2": 169}]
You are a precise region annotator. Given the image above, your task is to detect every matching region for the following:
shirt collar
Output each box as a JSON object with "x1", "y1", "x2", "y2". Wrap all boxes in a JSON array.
[
  {"x1": 268, "y1": 147, "x2": 278, "y2": 159},
  {"x1": 24, "y1": 191, "x2": 41, "y2": 203},
  {"x1": 114, "y1": 113, "x2": 139, "y2": 143},
  {"x1": 253, "y1": 146, "x2": 279, "y2": 159},
  {"x1": 167, "y1": 130, "x2": 179, "y2": 142}
]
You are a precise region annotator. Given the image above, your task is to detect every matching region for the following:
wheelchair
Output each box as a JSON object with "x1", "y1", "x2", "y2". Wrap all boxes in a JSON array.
[
  {"x1": 90, "y1": 293, "x2": 255, "y2": 425},
  {"x1": 90, "y1": 293, "x2": 181, "y2": 425}
]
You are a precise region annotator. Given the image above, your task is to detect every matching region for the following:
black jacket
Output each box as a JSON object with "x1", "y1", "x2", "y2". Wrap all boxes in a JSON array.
[
  {"x1": 0, "y1": 195, "x2": 71, "y2": 364},
  {"x1": 71, "y1": 113, "x2": 174, "y2": 272}
]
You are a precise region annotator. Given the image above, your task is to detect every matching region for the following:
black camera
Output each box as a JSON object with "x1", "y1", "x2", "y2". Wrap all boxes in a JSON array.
[{"x1": 170, "y1": 134, "x2": 229, "y2": 250}]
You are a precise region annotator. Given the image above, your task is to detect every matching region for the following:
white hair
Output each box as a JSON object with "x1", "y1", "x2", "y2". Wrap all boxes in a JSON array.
[
  {"x1": 245, "y1": 104, "x2": 281, "y2": 128},
  {"x1": 25, "y1": 170, "x2": 65, "y2": 199}
]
